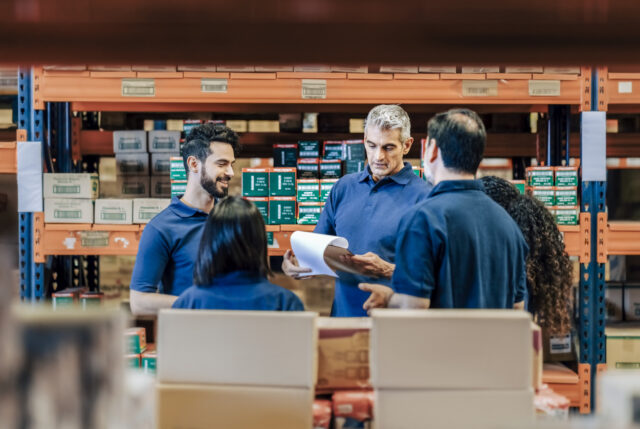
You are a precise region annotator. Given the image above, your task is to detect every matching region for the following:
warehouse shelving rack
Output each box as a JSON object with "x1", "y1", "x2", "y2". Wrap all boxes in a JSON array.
[{"x1": 17, "y1": 65, "x2": 614, "y2": 411}]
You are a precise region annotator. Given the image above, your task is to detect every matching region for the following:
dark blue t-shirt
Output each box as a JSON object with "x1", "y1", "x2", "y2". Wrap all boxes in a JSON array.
[
  {"x1": 172, "y1": 271, "x2": 305, "y2": 311},
  {"x1": 391, "y1": 180, "x2": 528, "y2": 308},
  {"x1": 130, "y1": 196, "x2": 208, "y2": 296},
  {"x1": 314, "y1": 162, "x2": 432, "y2": 317}
]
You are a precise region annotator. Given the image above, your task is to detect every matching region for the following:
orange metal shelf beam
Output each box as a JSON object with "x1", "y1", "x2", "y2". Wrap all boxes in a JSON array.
[
  {"x1": 0, "y1": 141, "x2": 16, "y2": 174},
  {"x1": 599, "y1": 214, "x2": 640, "y2": 262},
  {"x1": 559, "y1": 213, "x2": 591, "y2": 263}
]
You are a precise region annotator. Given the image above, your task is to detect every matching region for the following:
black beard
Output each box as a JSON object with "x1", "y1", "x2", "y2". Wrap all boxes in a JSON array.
[{"x1": 200, "y1": 172, "x2": 228, "y2": 199}]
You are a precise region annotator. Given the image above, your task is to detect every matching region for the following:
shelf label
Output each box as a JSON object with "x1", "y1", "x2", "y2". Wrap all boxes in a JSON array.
[
  {"x1": 462, "y1": 80, "x2": 498, "y2": 97},
  {"x1": 122, "y1": 79, "x2": 155, "y2": 97},
  {"x1": 201, "y1": 78, "x2": 228, "y2": 93},
  {"x1": 528, "y1": 80, "x2": 561, "y2": 96},
  {"x1": 302, "y1": 79, "x2": 327, "y2": 99},
  {"x1": 606, "y1": 158, "x2": 621, "y2": 168},
  {"x1": 79, "y1": 231, "x2": 110, "y2": 248},
  {"x1": 626, "y1": 158, "x2": 640, "y2": 167},
  {"x1": 618, "y1": 81, "x2": 633, "y2": 94}
]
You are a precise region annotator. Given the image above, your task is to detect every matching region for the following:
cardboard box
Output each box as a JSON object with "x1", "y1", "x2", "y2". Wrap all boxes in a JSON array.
[
  {"x1": 133, "y1": 198, "x2": 171, "y2": 224},
  {"x1": 44, "y1": 199, "x2": 93, "y2": 223},
  {"x1": 88, "y1": 65, "x2": 132, "y2": 71},
  {"x1": 349, "y1": 118, "x2": 365, "y2": 133},
  {"x1": 419, "y1": 66, "x2": 457, "y2": 73},
  {"x1": 225, "y1": 120, "x2": 248, "y2": 133},
  {"x1": 303, "y1": 113, "x2": 318, "y2": 133},
  {"x1": 157, "y1": 383, "x2": 313, "y2": 429},
  {"x1": 298, "y1": 203, "x2": 323, "y2": 225},
  {"x1": 555, "y1": 187, "x2": 578, "y2": 206},
  {"x1": 320, "y1": 160, "x2": 342, "y2": 179},
  {"x1": 114, "y1": 176, "x2": 150, "y2": 198},
  {"x1": 530, "y1": 186, "x2": 555, "y2": 207},
  {"x1": 151, "y1": 153, "x2": 179, "y2": 176},
  {"x1": 125, "y1": 354, "x2": 141, "y2": 368},
  {"x1": 542, "y1": 330, "x2": 575, "y2": 362},
  {"x1": 99, "y1": 157, "x2": 117, "y2": 182},
  {"x1": 544, "y1": 67, "x2": 581, "y2": 74},
  {"x1": 254, "y1": 65, "x2": 295, "y2": 72},
  {"x1": 555, "y1": 207, "x2": 579, "y2": 226},
  {"x1": 297, "y1": 158, "x2": 320, "y2": 179},
  {"x1": 125, "y1": 327, "x2": 147, "y2": 354},
  {"x1": 344, "y1": 140, "x2": 366, "y2": 161},
  {"x1": 113, "y1": 130, "x2": 147, "y2": 153},
  {"x1": 317, "y1": 317, "x2": 371, "y2": 391},
  {"x1": 115, "y1": 153, "x2": 149, "y2": 176},
  {"x1": 44, "y1": 173, "x2": 99, "y2": 199},
  {"x1": 511, "y1": 180, "x2": 526, "y2": 194},
  {"x1": 555, "y1": 167, "x2": 579, "y2": 187},
  {"x1": 370, "y1": 309, "x2": 532, "y2": 389},
  {"x1": 141, "y1": 344, "x2": 157, "y2": 374},
  {"x1": 379, "y1": 66, "x2": 419, "y2": 73},
  {"x1": 216, "y1": 65, "x2": 255, "y2": 72},
  {"x1": 166, "y1": 119, "x2": 184, "y2": 131},
  {"x1": 269, "y1": 168, "x2": 296, "y2": 197},
  {"x1": 148, "y1": 130, "x2": 181, "y2": 152},
  {"x1": 183, "y1": 119, "x2": 202, "y2": 135},
  {"x1": 607, "y1": 284, "x2": 624, "y2": 322},
  {"x1": 526, "y1": 167, "x2": 554, "y2": 187},
  {"x1": 273, "y1": 144, "x2": 298, "y2": 168},
  {"x1": 606, "y1": 324, "x2": 640, "y2": 369},
  {"x1": 345, "y1": 160, "x2": 366, "y2": 175},
  {"x1": 323, "y1": 141, "x2": 344, "y2": 160},
  {"x1": 297, "y1": 179, "x2": 320, "y2": 203},
  {"x1": 505, "y1": 66, "x2": 544, "y2": 73},
  {"x1": 269, "y1": 197, "x2": 296, "y2": 225},
  {"x1": 320, "y1": 179, "x2": 338, "y2": 202},
  {"x1": 374, "y1": 389, "x2": 534, "y2": 429},
  {"x1": 624, "y1": 285, "x2": 640, "y2": 321},
  {"x1": 170, "y1": 180, "x2": 187, "y2": 197},
  {"x1": 151, "y1": 176, "x2": 171, "y2": 198},
  {"x1": 242, "y1": 168, "x2": 269, "y2": 197},
  {"x1": 248, "y1": 120, "x2": 280, "y2": 133},
  {"x1": 177, "y1": 65, "x2": 217, "y2": 72},
  {"x1": 158, "y1": 310, "x2": 317, "y2": 387},
  {"x1": 170, "y1": 157, "x2": 186, "y2": 181},
  {"x1": 244, "y1": 197, "x2": 269, "y2": 224},
  {"x1": 461, "y1": 66, "x2": 501, "y2": 73},
  {"x1": 294, "y1": 65, "x2": 331, "y2": 72},
  {"x1": 131, "y1": 65, "x2": 176, "y2": 72},
  {"x1": 598, "y1": 371, "x2": 640, "y2": 429},
  {"x1": 94, "y1": 199, "x2": 133, "y2": 224},
  {"x1": 298, "y1": 140, "x2": 320, "y2": 158},
  {"x1": 412, "y1": 166, "x2": 421, "y2": 177}
]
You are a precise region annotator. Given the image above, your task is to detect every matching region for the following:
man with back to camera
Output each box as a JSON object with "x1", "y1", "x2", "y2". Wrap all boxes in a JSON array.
[
  {"x1": 129, "y1": 123, "x2": 240, "y2": 315},
  {"x1": 282, "y1": 104, "x2": 433, "y2": 317},
  {"x1": 359, "y1": 108, "x2": 528, "y2": 312}
]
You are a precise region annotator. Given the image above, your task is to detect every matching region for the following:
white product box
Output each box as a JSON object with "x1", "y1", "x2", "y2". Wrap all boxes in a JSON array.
[
  {"x1": 150, "y1": 176, "x2": 171, "y2": 198},
  {"x1": 544, "y1": 67, "x2": 581, "y2": 74},
  {"x1": 379, "y1": 66, "x2": 419, "y2": 73},
  {"x1": 598, "y1": 371, "x2": 640, "y2": 429},
  {"x1": 225, "y1": 120, "x2": 248, "y2": 133},
  {"x1": 98, "y1": 157, "x2": 117, "y2": 182},
  {"x1": 293, "y1": 65, "x2": 332, "y2": 72},
  {"x1": 331, "y1": 66, "x2": 368, "y2": 73},
  {"x1": 176, "y1": 65, "x2": 217, "y2": 72},
  {"x1": 255, "y1": 66, "x2": 295, "y2": 72},
  {"x1": 158, "y1": 310, "x2": 317, "y2": 388},
  {"x1": 115, "y1": 153, "x2": 149, "y2": 176},
  {"x1": 461, "y1": 66, "x2": 501, "y2": 73},
  {"x1": 216, "y1": 65, "x2": 255, "y2": 72},
  {"x1": 43, "y1": 173, "x2": 99, "y2": 199},
  {"x1": 418, "y1": 66, "x2": 457, "y2": 73},
  {"x1": 44, "y1": 199, "x2": 93, "y2": 223},
  {"x1": 624, "y1": 286, "x2": 640, "y2": 321},
  {"x1": 505, "y1": 66, "x2": 544, "y2": 73},
  {"x1": 150, "y1": 153, "x2": 178, "y2": 176},
  {"x1": 133, "y1": 198, "x2": 171, "y2": 224},
  {"x1": 113, "y1": 130, "x2": 147, "y2": 153},
  {"x1": 148, "y1": 130, "x2": 181, "y2": 153},
  {"x1": 374, "y1": 389, "x2": 534, "y2": 429},
  {"x1": 115, "y1": 176, "x2": 150, "y2": 198},
  {"x1": 94, "y1": 199, "x2": 133, "y2": 224},
  {"x1": 370, "y1": 309, "x2": 532, "y2": 390}
]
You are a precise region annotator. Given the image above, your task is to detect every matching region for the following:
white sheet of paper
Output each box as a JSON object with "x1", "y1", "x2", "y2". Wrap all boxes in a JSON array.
[{"x1": 290, "y1": 231, "x2": 349, "y2": 277}]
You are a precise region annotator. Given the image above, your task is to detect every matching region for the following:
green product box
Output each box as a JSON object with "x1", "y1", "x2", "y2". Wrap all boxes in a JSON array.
[
  {"x1": 511, "y1": 180, "x2": 526, "y2": 195},
  {"x1": 555, "y1": 188, "x2": 578, "y2": 207},
  {"x1": 297, "y1": 158, "x2": 320, "y2": 179},
  {"x1": 344, "y1": 140, "x2": 366, "y2": 161},
  {"x1": 323, "y1": 141, "x2": 344, "y2": 160},
  {"x1": 530, "y1": 187, "x2": 555, "y2": 207},
  {"x1": 273, "y1": 144, "x2": 298, "y2": 167},
  {"x1": 171, "y1": 181, "x2": 187, "y2": 197},
  {"x1": 52, "y1": 294, "x2": 75, "y2": 310},
  {"x1": 269, "y1": 168, "x2": 297, "y2": 197},
  {"x1": 170, "y1": 157, "x2": 187, "y2": 181},
  {"x1": 320, "y1": 160, "x2": 342, "y2": 179},
  {"x1": 555, "y1": 207, "x2": 579, "y2": 225},
  {"x1": 125, "y1": 355, "x2": 141, "y2": 368},
  {"x1": 298, "y1": 140, "x2": 320, "y2": 158},
  {"x1": 527, "y1": 167, "x2": 554, "y2": 187},
  {"x1": 412, "y1": 166, "x2": 421, "y2": 177},
  {"x1": 320, "y1": 179, "x2": 339, "y2": 202},
  {"x1": 298, "y1": 203, "x2": 323, "y2": 225},
  {"x1": 344, "y1": 160, "x2": 366, "y2": 175},
  {"x1": 267, "y1": 231, "x2": 274, "y2": 247},
  {"x1": 269, "y1": 197, "x2": 297, "y2": 225},
  {"x1": 141, "y1": 349, "x2": 157, "y2": 374},
  {"x1": 555, "y1": 167, "x2": 579, "y2": 187},
  {"x1": 297, "y1": 179, "x2": 320, "y2": 203},
  {"x1": 242, "y1": 168, "x2": 269, "y2": 197},
  {"x1": 245, "y1": 197, "x2": 269, "y2": 224}
]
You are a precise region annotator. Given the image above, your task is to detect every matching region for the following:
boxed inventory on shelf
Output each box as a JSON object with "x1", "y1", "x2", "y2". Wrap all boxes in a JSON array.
[
  {"x1": 530, "y1": 187, "x2": 555, "y2": 207},
  {"x1": 99, "y1": 157, "x2": 117, "y2": 182},
  {"x1": 526, "y1": 167, "x2": 554, "y2": 187},
  {"x1": 332, "y1": 391, "x2": 374, "y2": 428},
  {"x1": 44, "y1": 198, "x2": 93, "y2": 223},
  {"x1": 170, "y1": 181, "x2": 187, "y2": 197},
  {"x1": 225, "y1": 120, "x2": 248, "y2": 133},
  {"x1": 126, "y1": 327, "x2": 147, "y2": 354},
  {"x1": 242, "y1": 168, "x2": 270, "y2": 197},
  {"x1": 412, "y1": 166, "x2": 421, "y2": 177},
  {"x1": 248, "y1": 120, "x2": 279, "y2": 133},
  {"x1": 151, "y1": 176, "x2": 171, "y2": 198},
  {"x1": 320, "y1": 160, "x2": 342, "y2": 179},
  {"x1": 624, "y1": 284, "x2": 640, "y2": 321},
  {"x1": 142, "y1": 345, "x2": 157, "y2": 374},
  {"x1": 555, "y1": 187, "x2": 578, "y2": 206},
  {"x1": 113, "y1": 130, "x2": 147, "y2": 153},
  {"x1": 297, "y1": 203, "x2": 323, "y2": 225},
  {"x1": 112, "y1": 176, "x2": 150, "y2": 198},
  {"x1": 298, "y1": 140, "x2": 320, "y2": 158},
  {"x1": 606, "y1": 283, "x2": 624, "y2": 322},
  {"x1": 244, "y1": 197, "x2": 269, "y2": 223},
  {"x1": 148, "y1": 130, "x2": 181, "y2": 152},
  {"x1": 345, "y1": 160, "x2": 366, "y2": 175},
  {"x1": 349, "y1": 118, "x2": 365, "y2": 133},
  {"x1": 320, "y1": 179, "x2": 338, "y2": 202},
  {"x1": 269, "y1": 168, "x2": 296, "y2": 197},
  {"x1": 542, "y1": 331, "x2": 575, "y2": 362},
  {"x1": 170, "y1": 157, "x2": 187, "y2": 181},
  {"x1": 273, "y1": 144, "x2": 298, "y2": 168},
  {"x1": 379, "y1": 65, "x2": 419, "y2": 73},
  {"x1": 269, "y1": 197, "x2": 296, "y2": 225},
  {"x1": 151, "y1": 153, "x2": 179, "y2": 176},
  {"x1": 419, "y1": 66, "x2": 457, "y2": 73},
  {"x1": 297, "y1": 179, "x2": 320, "y2": 203},
  {"x1": 216, "y1": 65, "x2": 256, "y2": 72},
  {"x1": 255, "y1": 65, "x2": 295, "y2": 72},
  {"x1": 294, "y1": 65, "x2": 331, "y2": 72},
  {"x1": 323, "y1": 141, "x2": 344, "y2": 160},
  {"x1": 461, "y1": 66, "x2": 500, "y2": 73},
  {"x1": 133, "y1": 198, "x2": 171, "y2": 224},
  {"x1": 115, "y1": 153, "x2": 149, "y2": 176},
  {"x1": 504, "y1": 66, "x2": 544, "y2": 73},
  {"x1": 44, "y1": 173, "x2": 99, "y2": 199},
  {"x1": 606, "y1": 323, "x2": 640, "y2": 369},
  {"x1": 344, "y1": 140, "x2": 366, "y2": 161},
  {"x1": 555, "y1": 167, "x2": 579, "y2": 187},
  {"x1": 511, "y1": 180, "x2": 526, "y2": 194},
  {"x1": 297, "y1": 158, "x2": 320, "y2": 179},
  {"x1": 555, "y1": 207, "x2": 579, "y2": 226},
  {"x1": 94, "y1": 199, "x2": 133, "y2": 225}
]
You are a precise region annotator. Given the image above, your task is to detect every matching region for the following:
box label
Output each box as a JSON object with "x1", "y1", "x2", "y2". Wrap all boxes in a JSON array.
[
  {"x1": 299, "y1": 141, "x2": 320, "y2": 158},
  {"x1": 242, "y1": 171, "x2": 269, "y2": 197},
  {"x1": 298, "y1": 205, "x2": 323, "y2": 225},
  {"x1": 531, "y1": 189, "x2": 555, "y2": 206},
  {"x1": 79, "y1": 231, "x2": 110, "y2": 247},
  {"x1": 528, "y1": 80, "x2": 561, "y2": 97},
  {"x1": 555, "y1": 208, "x2": 579, "y2": 225},
  {"x1": 302, "y1": 79, "x2": 327, "y2": 99},
  {"x1": 528, "y1": 169, "x2": 554, "y2": 186},
  {"x1": 269, "y1": 200, "x2": 296, "y2": 225},
  {"x1": 555, "y1": 170, "x2": 579, "y2": 187},
  {"x1": 201, "y1": 78, "x2": 228, "y2": 93},
  {"x1": 549, "y1": 334, "x2": 572, "y2": 354},
  {"x1": 462, "y1": 80, "x2": 498, "y2": 97},
  {"x1": 122, "y1": 79, "x2": 155, "y2": 97},
  {"x1": 555, "y1": 189, "x2": 578, "y2": 206}
]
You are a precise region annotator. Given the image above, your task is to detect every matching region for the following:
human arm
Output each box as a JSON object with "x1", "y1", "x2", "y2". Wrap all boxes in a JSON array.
[
  {"x1": 359, "y1": 283, "x2": 430, "y2": 314},
  {"x1": 345, "y1": 252, "x2": 395, "y2": 279},
  {"x1": 281, "y1": 249, "x2": 312, "y2": 279},
  {"x1": 513, "y1": 300, "x2": 525, "y2": 310},
  {"x1": 130, "y1": 290, "x2": 178, "y2": 315}
]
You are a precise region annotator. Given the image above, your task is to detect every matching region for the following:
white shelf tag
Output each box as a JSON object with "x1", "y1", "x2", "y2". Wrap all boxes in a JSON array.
[
  {"x1": 302, "y1": 79, "x2": 327, "y2": 99},
  {"x1": 122, "y1": 79, "x2": 155, "y2": 97},
  {"x1": 201, "y1": 78, "x2": 228, "y2": 93},
  {"x1": 462, "y1": 80, "x2": 498, "y2": 97},
  {"x1": 528, "y1": 80, "x2": 561, "y2": 96}
]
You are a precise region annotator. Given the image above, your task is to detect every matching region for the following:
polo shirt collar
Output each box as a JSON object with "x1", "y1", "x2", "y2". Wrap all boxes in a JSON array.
[
  {"x1": 169, "y1": 195, "x2": 209, "y2": 218},
  {"x1": 429, "y1": 179, "x2": 484, "y2": 198},
  {"x1": 358, "y1": 162, "x2": 414, "y2": 185},
  {"x1": 209, "y1": 270, "x2": 264, "y2": 286}
]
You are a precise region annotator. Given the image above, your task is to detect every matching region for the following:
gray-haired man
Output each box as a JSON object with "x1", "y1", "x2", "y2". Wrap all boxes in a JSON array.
[{"x1": 282, "y1": 104, "x2": 433, "y2": 317}]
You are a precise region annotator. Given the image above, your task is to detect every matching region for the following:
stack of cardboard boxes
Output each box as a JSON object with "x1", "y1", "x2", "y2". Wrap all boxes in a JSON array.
[
  {"x1": 44, "y1": 173, "x2": 99, "y2": 223},
  {"x1": 124, "y1": 327, "x2": 156, "y2": 374},
  {"x1": 526, "y1": 166, "x2": 579, "y2": 225}
]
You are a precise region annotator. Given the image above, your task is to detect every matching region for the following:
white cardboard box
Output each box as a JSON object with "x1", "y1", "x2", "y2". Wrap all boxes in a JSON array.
[
  {"x1": 370, "y1": 309, "x2": 532, "y2": 390},
  {"x1": 44, "y1": 199, "x2": 93, "y2": 223},
  {"x1": 150, "y1": 153, "x2": 178, "y2": 176},
  {"x1": 113, "y1": 130, "x2": 147, "y2": 153},
  {"x1": 111, "y1": 176, "x2": 150, "y2": 198},
  {"x1": 461, "y1": 66, "x2": 501, "y2": 73},
  {"x1": 505, "y1": 66, "x2": 544, "y2": 73},
  {"x1": 598, "y1": 371, "x2": 640, "y2": 429},
  {"x1": 331, "y1": 66, "x2": 368, "y2": 73},
  {"x1": 98, "y1": 157, "x2": 117, "y2": 182},
  {"x1": 544, "y1": 66, "x2": 581, "y2": 74},
  {"x1": 150, "y1": 176, "x2": 171, "y2": 198},
  {"x1": 418, "y1": 66, "x2": 457, "y2": 73},
  {"x1": 157, "y1": 310, "x2": 317, "y2": 388},
  {"x1": 157, "y1": 383, "x2": 313, "y2": 429},
  {"x1": 293, "y1": 65, "x2": 331, "y2": 72},
  {"x1": 255, "y1": 65, "x2": 295, "y2": 72},
  {"x1": 43, "y1": 173, "x2": 99, "y2": 199},
  {"x1": 115, "y1": 153, "x2": 149, "y2": 176},
  {"x1": 379, "y1": 66, "x2": 419, "y2": 73},
  {"x1": 148, "y1": 130, "x2": 181, "y2": 153},
  {"x1": 94, "y1": 199, "x2": 133, "y2": 224},
  {"x1": 133, "y1": 198, "x2": 171, "y2": 224},
  {"x1": 624, "y1": 286, "x2": 640, "y2": 321},
  {"x1": 374, "y1": 389, "x2": 534, "y2": 429}
]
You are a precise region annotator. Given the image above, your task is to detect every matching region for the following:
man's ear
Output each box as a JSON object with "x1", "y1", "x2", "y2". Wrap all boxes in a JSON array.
[
  {"x1": 429, "y1": 139, "x2": 438, "y2": 163},
  {"x1": 187, "y1": 155, "x2": 200, "y2": 174},
  {"x1": 402, "y1": 137, "x2": 414, "y2": 155}
]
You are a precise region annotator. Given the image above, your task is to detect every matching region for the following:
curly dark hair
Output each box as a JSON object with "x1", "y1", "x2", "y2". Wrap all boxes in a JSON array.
[
  {"x1": 182, "y1": 123, "x2": 241, "y2": 172},
  {"x1": 480, "y1": 176, "x2": 573, "y2": 335}
]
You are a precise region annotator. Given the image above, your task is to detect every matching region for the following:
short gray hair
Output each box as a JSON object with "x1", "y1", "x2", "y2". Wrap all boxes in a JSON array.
[{"x1": 364, "y1": 104, "x2": 411, "y2": 142}]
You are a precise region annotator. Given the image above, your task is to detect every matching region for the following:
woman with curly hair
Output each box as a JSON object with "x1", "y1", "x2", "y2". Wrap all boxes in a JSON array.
[{"x1": 480, "y1": 176, "x2": 573, "y2": 335}]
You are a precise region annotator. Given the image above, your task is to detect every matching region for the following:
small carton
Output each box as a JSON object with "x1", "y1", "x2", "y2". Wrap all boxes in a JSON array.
[
  {"x1": 52, "y1": 291, "x2": 77, "y2": 309},
  {"x1": 555, "y1": 167, "x2": 579, "y2": 187},
  {"x1": 254, "y1": 65, "x2": 295, "y2": 72},
  {"x1": 170, "y1": 157, "x2": 187, "y2": 181},
  {"x1": 273, "y1": 144, "x2": 298, "y2": 168},
  {"x1": 379, "y1": 65, "x2": 419, "y2": 73},
  {"x1": 44, "y1": 173, "x2": 99, "y2": 199},
  {"x1": 242, "y1": 168, "x2": 270, "y2": 197},
  {"x1": 320, "y1": 179, "x2": 339, "y2": 202},
  {"x1": 323, "y1": 141, "x2": 344, "y2": 160},
  {"x1": 245, "y1": 197, "x2": 269, "y2": 224},
  {"x1": 141, "y1": 344, "x2": 157, "y2": 374},
  {"x1": 183, "y1": 119, "x2": 203, "y2": 135},
  {"x1": 606, "y1": 324, "x2": 640, "y2": 369},
  {"x1": 151, "y1": 153, "x2": 179, "y2": 176},
  {"x1": 555, "y1": 207, "x2": 579, "y2": 226},
  {"x1": 225, "y1": 120, "x2": 248, "y2": 133},
  {"x1": 297, "y1": 158, "x2": 320, "y2": 179},
  {"x1": 624, "y1": 285, "x2": 640, "y2": 321},
  {"x1": 125, "y1": 327, "x2": 147, "y2": 354},
  {"x1": 543, "y1": 67, "x2": 581, "y2": 74},
  {"x1": 526, "y1": 167, "x2": 554, "y2": 187},
  {"x1": 269, "y1": 197, "x2": 297, "y2": 225},
  {"x1": 297, "y1": 179, "x2": 320, "y2": 203},
  {"x1": 419, "y1": 66, "x2": 457, "y2": 73},
  {"x1": 320, "y1": 160, "x2": 342, "y2": 179},
  {"x1": 344, "y1": 140, "x2": 366, "y2": 161},
  {"x1": 117, "y1": 176, "x2": 150, "y2": 198},
  {"x1": 269, "y1": 168, "x2": 297, "y2": 197},
  {"x1": 555, "y1": 187, "x2": 578, "y2": 207},
  {"x1": 113, "y1": 130, "x2": 147, "y2": 153},
  {"x1": 606, "y1": 283, "x2": 624, "y2": 323},
  {"x1": 349, "y1": 119, "x2": 365, "y2": 133},
  {"x1": 298, "y1": 140, "x2": 320, "y2": 158},
  {"x1": 248, "y1": 120, "x2": 280, "y2": 133},
  {"x1": 115, "y1": 153, "x2": 149, "y2": 176},
  {"x1": 148, "y1": 130, "x2": 181, "y2": 152},
  {"x1": 530, "y1": 187, "x2": 555, "y2": 207},
  {"x1": 298, "y1": 203, "x2": 323, "y2": 225},
  {"x1": 125, "y1": 354, "x2": 141, "y2": 368},
  {"x1": 294, "y1": 65, "x2": 331, "y2": 72},
  {"x1": 171, "y1": 181, "x2": 187, "y2": 197},
  {"x1": 511, "y1": 180, "x2": 526, "y2": 194},
  {"x1": 344, "y1": 160, "x2": 366, "y2": 175},
  {"x1": 461, "y1": 66, "x2": 501, "y2": 73},
  {"x1": 505, "y1": 66, "x2": 544, "y2": 73},
  {"x1": 216, "y1": 65, "x2": 256, "y2": 72},
  {"x1": 151, "y1": 176, "x2": 171, "y2": 198},
  {"x1": 99, "y1": 157, "x2": 117, "y2": 182},
  {"x1": 44, "y1": 199, "x2": 93, "y2": 223},
  {"x1": 94, "y1": 199, "x2": 133, "y2": 224},
  {"x1": 133, "y1": 198, "x2": 171, "y2": 224}
]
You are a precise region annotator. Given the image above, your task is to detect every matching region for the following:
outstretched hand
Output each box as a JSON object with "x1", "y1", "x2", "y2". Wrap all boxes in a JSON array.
[
  {"x1": 358, "y1": 283, "x2": 394, "y2": 315},
  {"x1": 282, "y1": 249, "x2": 313, "y2": 279}
]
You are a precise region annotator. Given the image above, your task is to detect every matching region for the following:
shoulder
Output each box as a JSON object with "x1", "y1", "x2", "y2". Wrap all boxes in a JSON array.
[
  {"x1": 171, "y1": 285, "x2": 198, "y2": 308},
  {"x1": 267, "y1": 281, "x2": 303, "y2": 302},
  {"x1": 406, "y1": 175, "x2": 433, "y2": 197},
  {"x1": 333, "y1": 173, "x2": 361, "y2": 192}
]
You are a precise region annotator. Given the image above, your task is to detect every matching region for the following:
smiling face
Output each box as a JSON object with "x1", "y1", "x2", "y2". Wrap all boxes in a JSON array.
[
  {"x1": 200, "y1": 141, "x2": 236, "y2": 198},
  {"x1": 364, "y1": 126, "x2": 413, "y2": 181}
]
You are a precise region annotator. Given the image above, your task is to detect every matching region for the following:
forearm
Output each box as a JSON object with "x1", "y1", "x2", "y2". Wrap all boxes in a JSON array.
[
  {"x1": 130, "y1": 290, "x2": 177, "y2": 316},
  {"x1": 388, "y1": 292, "x2": 430, "y2": 309}
]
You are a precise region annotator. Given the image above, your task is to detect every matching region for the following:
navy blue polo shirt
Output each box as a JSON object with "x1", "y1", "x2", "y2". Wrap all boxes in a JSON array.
[
  {"x1": 391, "y1": 180, "x2": 528, "y2": 308},
  {"x1": 315, "y1": 162, "x2": 432, "y2": 317},
  {"x1": 172, "y1": 271, "x2": 305, "y2": 311},
  {"x1": 130, "y1": 196, "x2": 208, "y2": 296}
]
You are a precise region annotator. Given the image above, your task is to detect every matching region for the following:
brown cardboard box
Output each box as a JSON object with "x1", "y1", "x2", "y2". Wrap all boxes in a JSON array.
[
  {"x1": 156, "y1": 383, "x2": 313, "y2": 429},
  {"x1": 317, "y1": 317, "x2": 371, "y2": 391},
  {"x1": 542, "y1": 329, "x2": 576, "y2": 362},
  {"x1": 606, "y1": 323, "x2": 640, "y2": 369}
]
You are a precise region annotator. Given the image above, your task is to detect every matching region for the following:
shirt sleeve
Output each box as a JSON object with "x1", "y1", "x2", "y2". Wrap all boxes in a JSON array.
[
  {"x1": 391, "y1": 208, "x2": 438, "y2": 299},
  {"x1": 314, "y1": 182, "x2": 339, "y2": 235},
  {"x1": 284, "y1": 291, "x2": 305, "y2": 311},
  {"x1": 130, "y1": 223, "x2": 171, "y2": 293},
  {"x1": 514, "y1": 240, "x2": 529, "y2": 304}
]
